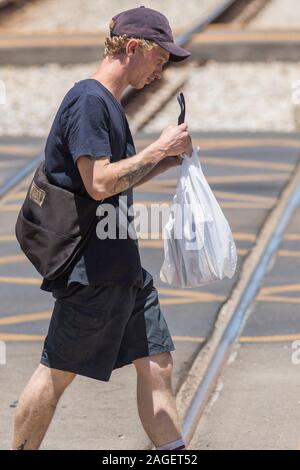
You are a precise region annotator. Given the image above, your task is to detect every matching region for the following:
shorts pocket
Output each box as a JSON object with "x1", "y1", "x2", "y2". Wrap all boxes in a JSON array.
[{"x1": 48, "y1": 300, "x2": 107, "y2": 365}]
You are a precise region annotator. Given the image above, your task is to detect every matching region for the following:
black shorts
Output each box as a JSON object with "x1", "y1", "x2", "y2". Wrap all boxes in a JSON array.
[{"x1": 40, "y1": 269, "x2": 175, "y2": 381}]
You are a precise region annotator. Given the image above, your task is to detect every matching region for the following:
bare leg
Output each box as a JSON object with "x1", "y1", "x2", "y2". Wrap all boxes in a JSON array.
[
  {"x1": 11, "y1": 364, "x2": 75, "y2": 450},
  {"x1": 133, "y1": 352, "x2": 182, "y2": 447}
]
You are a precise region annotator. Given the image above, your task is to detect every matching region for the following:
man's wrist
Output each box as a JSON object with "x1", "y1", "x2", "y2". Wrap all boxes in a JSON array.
[{"x1": 149, "y1": 140, "x2": 168, "y2": 162}]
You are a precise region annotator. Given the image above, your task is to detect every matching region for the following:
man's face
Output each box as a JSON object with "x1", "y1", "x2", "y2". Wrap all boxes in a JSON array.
[{"x1": 126, "y1": 41, "x2": 170, "y2": 89}]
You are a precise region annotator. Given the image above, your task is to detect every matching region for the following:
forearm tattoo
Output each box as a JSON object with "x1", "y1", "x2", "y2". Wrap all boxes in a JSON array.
[{"x1": 113, "y1": 161, "x2": 156, "y2": 194}]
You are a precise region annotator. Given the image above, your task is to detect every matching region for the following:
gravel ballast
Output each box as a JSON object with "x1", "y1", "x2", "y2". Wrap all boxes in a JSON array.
[
  {"x1": 249, "y1": 0, "x2": 300, "y2": 29},
  {"x1": 0, "y1": 61, "x2": 299, "y2": 136},
  {"x1": 0, "y1": 0, "x2": 221, "y2": 33}
]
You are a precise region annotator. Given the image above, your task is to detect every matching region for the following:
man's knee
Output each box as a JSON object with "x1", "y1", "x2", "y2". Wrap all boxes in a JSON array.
[
  {"x1": 133, "y1": 351, "x2": 173, "y2": 384},
  {"x1": 34, "y1": 364, "x2": 76, "y2": 399}
]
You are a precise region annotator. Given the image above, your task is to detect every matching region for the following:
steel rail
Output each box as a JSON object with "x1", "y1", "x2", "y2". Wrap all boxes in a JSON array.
[{"x1": 182, "y1": 158, "x2": 300, "y2": 445}]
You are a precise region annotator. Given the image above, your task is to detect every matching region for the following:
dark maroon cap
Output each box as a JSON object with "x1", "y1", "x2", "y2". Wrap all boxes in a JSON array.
[{"x1": 109, "y1": 6, "x2": 191, "y2": 62}]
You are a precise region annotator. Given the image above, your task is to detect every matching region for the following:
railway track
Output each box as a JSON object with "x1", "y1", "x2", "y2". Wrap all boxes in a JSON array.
[
  {"x1": 0, "y1": 0, "x2": 269, "y2": 197},
  {"x1": 0, "y1": 0, "x2": 294, "y2": 131},
  {"x1": 0, "y1": 0, "x2": 283, "y2": 68},
  {"x1": 181, "y1": 158, "x2": 300, "y2": 446}
]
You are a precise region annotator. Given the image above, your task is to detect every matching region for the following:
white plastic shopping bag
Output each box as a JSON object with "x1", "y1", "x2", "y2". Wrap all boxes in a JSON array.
[{"x1": 160, "y1": 147, "x2": 237, "y2": 287}]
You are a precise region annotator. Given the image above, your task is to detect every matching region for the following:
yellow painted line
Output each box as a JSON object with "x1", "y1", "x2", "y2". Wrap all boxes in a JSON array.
[
  {"x1": 136, "y1": 192, "x2": 275, "y2": 205},
  {"x1": 0, "y1": 181, "x2": 30, "y2": 209},
  {"x1": 136, "y1": 183, "x2": 231, "y2": 194},
  {"x1": 137, "y1": 177, "x2": 269, "y2": 188},
  {"x1": 277, "y1": 250, "x2": 300, "y2": 258},
  {"x1": 0, "y1": 235, "x2": 16, "y2": 242},
  {"x1": 140, "y1": 242, "x2": 247, "y2": 256},
  {"x1": 135, "y1": 198, "x2": 269, "y2": 209},
  {"x1": 0, "y1": 254, "x2": 26, "y2": 265},
  {"x1": 5, "y1": 191, "x2": 27, "y2": 201},
  {"x1": 0, "y1": 145, "x2": 40, "y2": 156},
  {"x1": 158, "y1": 288, "x2": 225, "y2": 302},
  {"x1": 259, "y1": 283, "x2": 300, "y2": 295},
  {"x1": 0, "y1": 277, "x2": 228, "y2": 304},
  {"x1": 213, "y1": 191, "x2": 275, "y2": 205},
  {"x1": 0, "y1": 204, "x2": 21, "y2": 212},
  {"x1": 0, "y1": 276, "x2": 40, "y2": 285},
  {"x1": 139, "y1": 230, "x2": 248, "y2": 240},
  {"x1": 285, "y1": 234, "x2": 300, "y2": 241},
  {"x1": 257, "y1": 295, "x2": 300, "y2": 304},
  {"x1": 139, "y1": 239, "x2": 247, "y2": 256},
  {"x1": 200, "y1": 156, "x2": 293, "y2": 172},
  {"x1": 233, "y1": 232, "x2": 256, "y2": 242},
  {"x1": 133, "y1": 193, "x2": 270, "y2": 210},
  {"x1": 2, "y1": 30, "x2": 300, "y2": 46},
  {"x1": 161, "y1": 298, "x2": 215, "y2": 306},
  {"x1": 0, "y1": 333, "x2": 45, "y2": 341},
  {"x1": 0, "y1": 160, "x2": 23, "y2": 169},
  {"x1": 135, "y1": 197, "x2": 268, "y2": 209},
  {"x1": 138, "y1": 230, "x2": 300, "y2": 242},
  {"x1": 240, "y1": 334, "x2": 300, "y2": 343},
  {"x1": 135, "y1": 202, "x2": 266, "y2": 211},
  {"x1": 1, "y1": 334, "x2": 294, "y2": 344},
  {"x1": 220, "y1": 202, "x2": 269, "y2": 209},
  {"x1": 201, "y1": 173, "x2": 288, "y2": 185},
  {"x1": 0, "y1": 314, "x2": 205, "y2": 334},
  {"x1": 159, "y1": 288, "x2": 218, "y2": 299},
  {"x1": 206, "y1": 138, "x2": 300, "y2": 150},
  {"x1": 136, "y1": 173, "x2": 289, "y2": 193},
  {"x1": 205, "y1": 26, "x2": 300, "y2": 36},
  {"x1": 127, "y1": 181, "x2": 177, "y2": 194},
  {"x1": 137, "y1": 227, "x2": 256, "y2": 243},
  {"x1": 0, "y1": 276, "x2": 229, "y2": 288},
  {"x1": 133, "y1": 201, "x2": 171, "y2": 208},
  {"x1": 194, "y1": 30, "x2": 300, "y2": 42},
  {"x1": 0, "y1": 33, "x2": 103, "y2": 48},
  {"x1": 138, "y1": 230, "x2": 255, "y2": 242},
  {"x1": 140, "y1": 239, "x2": 163, "y2": 249},
  {"x1": 173, "y1": 335, "x2": 205, "y2": 343},
  {"x1": 0, "y1": 332, "x2": 205, "y2": 343},
  {"x1": 0, "y1": 311, "x2": 51, "y2": 326},
  {"x1": 135, "y1": 137, "x2": 300, "y2": 150}
]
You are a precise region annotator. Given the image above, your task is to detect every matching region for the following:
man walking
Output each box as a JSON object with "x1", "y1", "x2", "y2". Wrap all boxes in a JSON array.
[{"x1": 12, "y1": 6, "x2": 192, "y2": 450}]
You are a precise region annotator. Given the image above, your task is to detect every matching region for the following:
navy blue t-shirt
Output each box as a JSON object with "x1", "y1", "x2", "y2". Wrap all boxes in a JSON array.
[{"x1": 40, "y1": 79, "x2": 143, "y2": 292}]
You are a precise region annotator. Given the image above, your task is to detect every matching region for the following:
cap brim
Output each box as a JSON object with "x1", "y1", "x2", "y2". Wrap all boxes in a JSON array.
[{"x1": 155, "y1": 40, "x2": 191, "y2": 62}]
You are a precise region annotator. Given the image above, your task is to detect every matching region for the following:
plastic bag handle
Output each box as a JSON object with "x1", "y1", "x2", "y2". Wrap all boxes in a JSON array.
[{"x1": 177, "y1": 92, "x2": 186, "y2": 125}]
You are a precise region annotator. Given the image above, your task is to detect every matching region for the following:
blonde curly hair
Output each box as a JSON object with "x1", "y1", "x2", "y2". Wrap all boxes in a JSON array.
[{"x1": 103, "y1": 34, "x2": 158, "y2": 59}]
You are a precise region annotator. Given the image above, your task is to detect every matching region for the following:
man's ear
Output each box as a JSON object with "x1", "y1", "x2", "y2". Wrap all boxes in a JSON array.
[{"x1": 126, "y1": 39, "x2": 139, "y2": 57}]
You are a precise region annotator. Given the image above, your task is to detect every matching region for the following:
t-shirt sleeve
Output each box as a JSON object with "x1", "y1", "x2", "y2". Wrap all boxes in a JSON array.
[{"x1": 62, "y1": 94, "x2": 112, "y2": 163}]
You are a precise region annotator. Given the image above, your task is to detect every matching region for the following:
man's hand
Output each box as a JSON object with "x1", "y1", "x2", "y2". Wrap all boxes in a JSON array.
[
  {"x1": 157, "y1": 123, "x2": 192, "y2": 158},
  {"x1": 163, "y1": 135, "x2": 193, "y2": 167},
  {"x1": 132, "y1": 138, "x2": 196, "y2": 189},
  {"x1": 160, "y1": 133, "x2": 194, "y2": 171}
]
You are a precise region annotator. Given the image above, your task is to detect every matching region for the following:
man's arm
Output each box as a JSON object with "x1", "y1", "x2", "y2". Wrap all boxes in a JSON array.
[
  {"x1": 77, "y1": 141, "x2": 167, "y2": 201},
  {"x1": 77, "y1": 124, "x2": 191, "y2": 201},
  {"x1": 133, "y1": 156, "x2": 183, "y2": 187}
]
